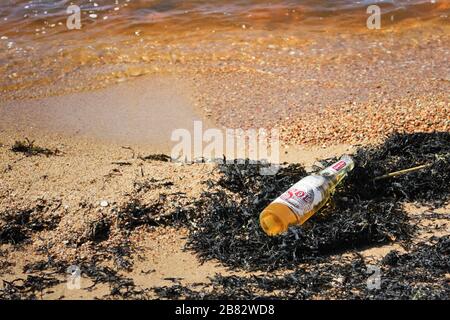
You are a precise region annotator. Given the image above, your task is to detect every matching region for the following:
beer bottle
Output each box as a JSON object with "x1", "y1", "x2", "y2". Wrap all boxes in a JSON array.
[{"x1": 260, "y1": 155, "x2": 355, "y2": 236}]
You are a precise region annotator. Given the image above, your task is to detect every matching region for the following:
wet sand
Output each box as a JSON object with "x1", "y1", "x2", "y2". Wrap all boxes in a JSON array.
[{"x1": 0, "y1": 76, "x2": 214, "y2": 153}]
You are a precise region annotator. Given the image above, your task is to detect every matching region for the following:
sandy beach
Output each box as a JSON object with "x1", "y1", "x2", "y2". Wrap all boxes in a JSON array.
[{"x1": 0, "y1": 1, "x2": 449, "y2": 300}]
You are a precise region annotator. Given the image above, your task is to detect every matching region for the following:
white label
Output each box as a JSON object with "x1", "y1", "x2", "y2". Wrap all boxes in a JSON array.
[{"x1": 273, "y1": 175, "x2": 325, "y2": 218}]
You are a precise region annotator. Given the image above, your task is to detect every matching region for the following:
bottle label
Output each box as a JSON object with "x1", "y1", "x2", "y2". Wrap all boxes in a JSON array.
[
  {"x1": 273, "y1": 175, "x2": 326, "y2": 218},
  {"x1": 320, "y1": 159, "x2": 348, "y2": 176}
]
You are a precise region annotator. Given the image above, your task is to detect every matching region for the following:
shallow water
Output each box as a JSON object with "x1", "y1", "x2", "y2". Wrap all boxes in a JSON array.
[
  {"x1": 1, "y1": 1, "x2": 447, "y2": 35},
  {"x1": 0, "y1": 1, "x2": 448, "y2": 99}
]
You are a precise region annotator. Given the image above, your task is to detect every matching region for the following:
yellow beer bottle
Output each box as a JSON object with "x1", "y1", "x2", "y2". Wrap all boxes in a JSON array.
[{"x1": 260, "y1": 155, "x2": 355, "y2": 236}]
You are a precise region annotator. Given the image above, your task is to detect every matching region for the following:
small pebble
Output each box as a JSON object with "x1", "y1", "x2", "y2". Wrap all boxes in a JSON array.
[{"x1": 100, "y1": 200, "x2": 109, "y2": 207}]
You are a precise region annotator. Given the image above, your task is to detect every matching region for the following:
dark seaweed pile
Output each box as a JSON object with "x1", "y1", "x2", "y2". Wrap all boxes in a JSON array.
[
  {"x1": 0, "y1": 205, "x2": 61, "y2": 245},
  {"x1": 117, "y1": 198, "x2": 178, "y2": 231},
  {"x1": 4, "y1": 254, "x2": 150, "y2": 300},
  {"x1": 379, "y1": 235, "x2": 450, "y2": 299},
  {"x1": 10, "y1": 138, "x2": 59, "y2": 157},
  {"x1": 0, "y1": 275, "x2": 62, "y2": 300},
  {"x1": 347, "y1": 132, "x2": 450, "y2": 206},
  {"x1": 154, "y1": 235, "x2": 449, "y2": 300},
  {"x1": 184, "y1": 132, "x2": 449, "y2": 271}
]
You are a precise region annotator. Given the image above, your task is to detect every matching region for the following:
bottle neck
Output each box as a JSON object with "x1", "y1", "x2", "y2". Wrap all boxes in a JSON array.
[{"x1": 319, "y1": 155, "x2": 355, "y2": 187}]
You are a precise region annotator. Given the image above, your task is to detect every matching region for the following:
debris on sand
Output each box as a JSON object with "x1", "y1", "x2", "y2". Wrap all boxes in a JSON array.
[
  {"x1": 117, "y1": 198, "x2": 166, "y2": 231},
  {"x1": 2, "y1": 257, "x2": 148, "y2": 300},
  {"x1": 11, "y1": 138, "x2": 60, "y2": 157},
  {"x1": 0, "y1": 275, "x2": 62, "y2": 300},
  {"x1": 100, "y1": 200, "x2": 109, "y2": 208},
  {"x1": 139, "y1": 154, "x2": 171, "y2": 162},
  {"x1": 80, "y1": 261, "x2": 149, "y2": 299},
  {"x1": 346, "y1": 132, "x2": 450, "y2": 207},
  {"x1": 153, "y1": 235, "x2": 449, "y2": 300},
  {"x1": 1, "y1": 132, "x2": 447, "y2": 300},
  {"x1": 133, "y1": 178, "x2": 174, "y2": 194},
  {"x1": 85, "y1": 218, "x2": 111, "y2": 243},
  {"x1": 183, "y1": 132, "x2": 448, "y2": 271},
  {"x1": 0, "y1": 204, "x2": 61, "y2": 245}
]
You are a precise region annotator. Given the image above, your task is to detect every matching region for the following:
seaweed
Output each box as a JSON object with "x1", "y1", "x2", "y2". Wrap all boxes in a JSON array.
[
  {"x1": 183, "y1": 169, "x2": 409, "y2": 270},
  {"x1": 20, "y1": 257, "x2": 148, "y2": 299},
  {"x1": 11, "y1": 138, "x2": 60, "y2": 157},
  {"x1": 153, "y1": 235, "x2": 449, "y2": 300},
  {"x1": 108, "y1": 244, "x2": 134, "y2": 271},
  {"x1": 80, "y1": 262, "x2": 148, "y2": 299},
  {"x1": 117, "y1": 198, "x2": 166, "y2": 230},
  {"x1": 0, "y1": 206, "x2": 61, "y2": 244},
  {"x1": 0, "y1": 249, "x2": 14, "y2": 274},
  {"x1": 377, "y1": 235, "x2": 450, "y2": 299},
  {"x1": 86, "y1": 218, "x2": 111, "y2": 243},
  {"x1": 133, "y1": 178, "x2": 174, "y2": 193},
  {"x1": 0, "y1": 275, "x2": 62, "y2": 300},
  {"x1": 181, "y1": 132, "x2": 448, "y2": 271},
  {"x1": 2, "y1": 132, "x2": 448, "y2": 300},
  {"x1": 347, "y1": 132, "x2": 450, "y2": 207},
  {"x1": 139, "y1": 154, "x2": 171, "y2": 162}
]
